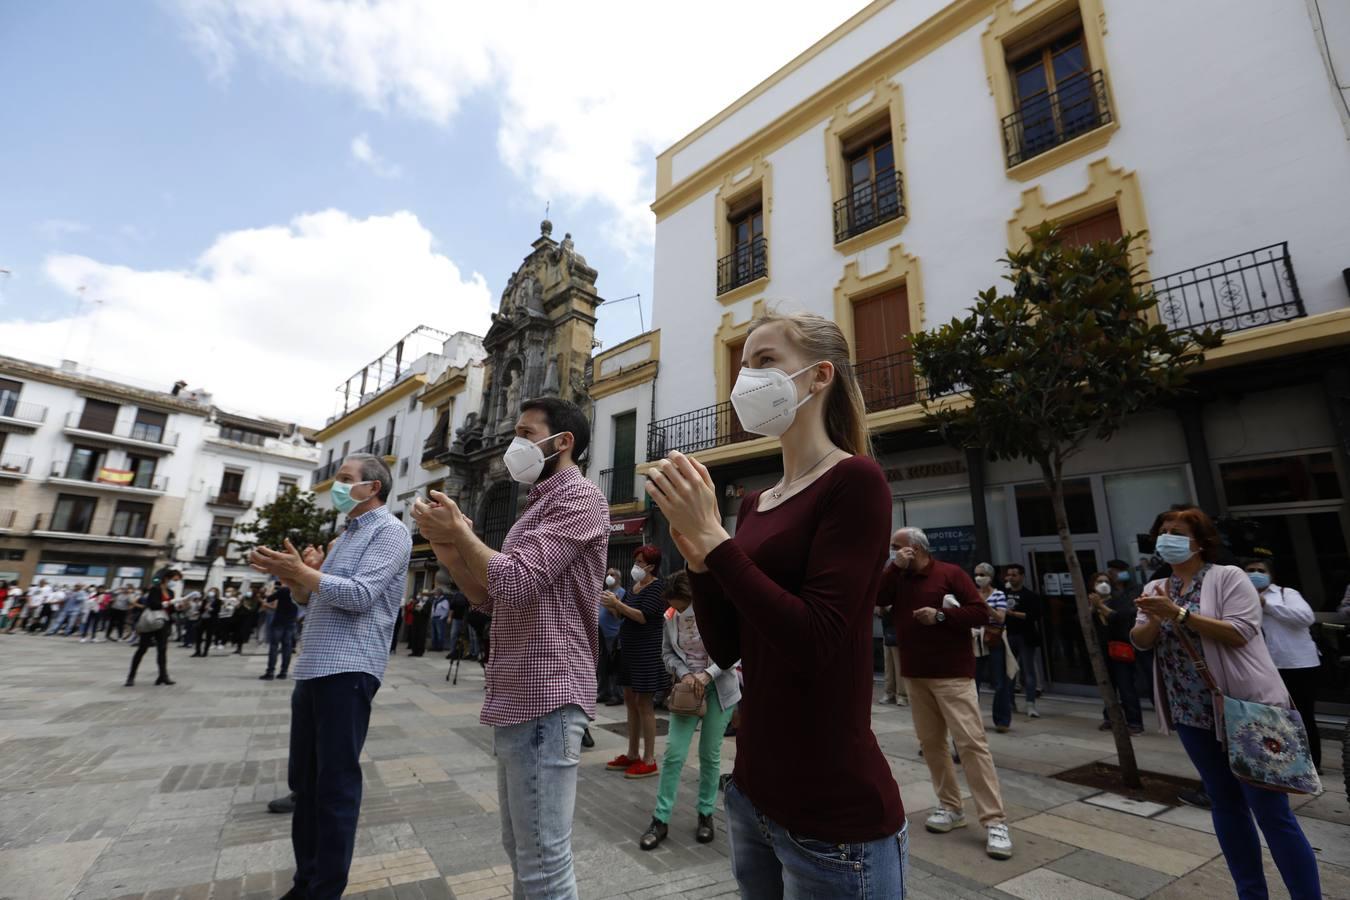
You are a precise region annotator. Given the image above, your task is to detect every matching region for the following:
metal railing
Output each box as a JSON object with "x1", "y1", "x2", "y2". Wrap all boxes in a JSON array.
[
  {"x1": 1002, "y1": 69, "x2": 1111, "y2": 168},
  {"x1": 50, "y1": 461, "x2": 168, "y2": 492},
  {"x1": 647, "y1": 350, "x2": 932, "y2": 459},
  {"x1": 362, "y1": 434, "x2": 397, "y2": 457},
  {"x1": 1146, "y1": 243, "x2": 1305, "y2": 337},
  {"x1": 312, "y1": 459, "x2": 342, "y2": 486},
  {"x1": 33, "y1": 513, "x2": 158, "y2": 541},
  {"x1": 208, "y1": 490, "x2": 254, "y2": 509},
  {"x1": 63, "y1": 412, "x2": 179, "y2": 447},
  {"x1": 833, "y1": 168, "x2": 905, "y2": 243},
  {"x1": 0, "y1": 398, "x2": 48, "y2": 424},
  {"x1": 421, "y1": 442, "x2": 449, "y2": 465},
  {"x1": 194, "y1": 539, "x2": 238, "y2": 560},
  {"x1": 0, "y1": 454, "x2": 31, "y2": 476},
  {"x1": 0, "y1": 509, "x2": 15, "y2": 529},
  {"x1": 717, "y1": 235, "x2": 767, "y2": 295},
  {"x1": 599, "y1": 465, "x2": 638, "y2": 505}
]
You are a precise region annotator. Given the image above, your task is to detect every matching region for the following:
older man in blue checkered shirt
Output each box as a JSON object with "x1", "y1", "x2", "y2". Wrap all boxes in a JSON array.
[{"x1": 251, "y1": 453, "x2": 411, "y2": 900}]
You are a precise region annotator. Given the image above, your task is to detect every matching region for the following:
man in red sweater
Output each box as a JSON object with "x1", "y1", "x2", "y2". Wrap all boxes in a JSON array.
[{"x1": 878, "y1": 526, "x2": 1014, "y2": 860}]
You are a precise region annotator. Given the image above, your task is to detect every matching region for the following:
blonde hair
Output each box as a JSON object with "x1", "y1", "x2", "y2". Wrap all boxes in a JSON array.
[{"x1": 747, "y1": 311, "x2": 873, "y2": 458}]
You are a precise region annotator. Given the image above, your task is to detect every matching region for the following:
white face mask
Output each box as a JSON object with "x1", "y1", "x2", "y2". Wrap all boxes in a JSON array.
[
  {"x1": 604, "y1": 575, "x2": 616, "y2": 588},
  {"x1": 503, "y1": 433, "x2": 562, "y2": 485},
  {"x1": 630, "y1": 564, "x2": 647, "y2": 584},
  {"x1": 974, "y1": 574, "x2": 992, "y2": 587},
  {"x1": 1095, "y1": 582, "x2": 1112, "y2": 597},
  {"x1": 729, "y1": 362, "x2": 824, "y2": 437},
  {"x1": 1003, "y1": 580, "x2": 1012, "y2": 590}
]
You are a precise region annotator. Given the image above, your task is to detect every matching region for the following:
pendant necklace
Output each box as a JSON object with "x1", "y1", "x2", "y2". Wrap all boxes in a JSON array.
[{"x1": 769, "y1": 448, "x2": 838, "y2": 502}]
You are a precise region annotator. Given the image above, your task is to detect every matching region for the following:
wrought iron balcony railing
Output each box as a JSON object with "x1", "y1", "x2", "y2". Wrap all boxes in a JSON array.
[
  {"x1": 50, "y1": 461, "x2": 167, "y2": 493},
  {"x1": 599, "y1": 465, "x2": 638, "y2": 505},
  {"x1": 1002, "y1": 69, "x2": 1112, "y2": 168},
  {"x1": 195, "y1": 539, "x2": 238, "y2": 560},
  {"x1": 33, "y1": 513, "x2": 158, "y2": 541},
  {"x1": 833, "y1": 168, "x2": 905, "y2": 243},
  {"x1": 0, "y1": 454, "x2": 31, "y2": 476},
  {"x1": 1147, "y1": 243, "x2": 1305, "y2": 337},
  {"x1": 361, "y1": 434, "x2": 397, "y2": 457},
  {"x1": 854, "y1": 349, "x2": 929, "y2": 413},
  {"x1": 716, "y1": 235, "x2": 767, "y2": 295},
  {"x1": 0, "y1": 398, "x2": 48, "y2": 424},
  {"x1": 312, "y1": 459, "x2": 342, "y2": 486},
  {"x1": 63, "y1": 412, "x2": 179, "y2": 447},
  {"x1": 208, "y1": 490, "x2": 254, "y2": 509}
]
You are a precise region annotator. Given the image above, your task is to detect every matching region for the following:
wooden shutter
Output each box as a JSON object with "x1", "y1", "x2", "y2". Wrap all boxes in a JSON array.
[
  {"x1": 726, "y1": 340, "x2": 747, "y2": 441},
  {"x1": 79, "y1": 399, "x2": 119, "y2": 433},
  {"x1": 611, "y1": 413, "x2": 637, "y2": 502},
  {"x1": 1060, "y1": 207, "x2": 1123, "y2": 247},
  {"x1": 852, "y1": 287, "x2": 915, "y2": 410}
]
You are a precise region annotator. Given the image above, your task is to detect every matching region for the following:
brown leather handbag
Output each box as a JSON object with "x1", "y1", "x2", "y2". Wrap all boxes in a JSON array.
[{"x1": 668, "y1": 678, "x2": 707, "y2": 718}]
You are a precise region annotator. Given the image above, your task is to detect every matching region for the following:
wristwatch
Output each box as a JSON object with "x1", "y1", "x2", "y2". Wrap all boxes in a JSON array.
[
  {"x1": 1176, "y1": 606, "x2": 1190, "y2": 625},
  {"x1": 935, "y1": 611, "x2": 946, "y2": 624}
]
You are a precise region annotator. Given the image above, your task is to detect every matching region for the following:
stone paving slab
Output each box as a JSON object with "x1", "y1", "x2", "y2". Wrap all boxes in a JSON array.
[{"x1": 0, "y1": 631, "x2": 1344, "y2": 900}]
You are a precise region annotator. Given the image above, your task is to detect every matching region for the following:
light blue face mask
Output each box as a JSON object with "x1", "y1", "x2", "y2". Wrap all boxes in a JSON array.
[
  {"x1": 331, "y1": 480, "x2": 373, "y2": 514},
  {"x1": 1155, "y1": 533, "x2": 1196, "y2": 565},
  {"x1": 1247, "y1": 572, "x2": 1272, "y2": 591}
]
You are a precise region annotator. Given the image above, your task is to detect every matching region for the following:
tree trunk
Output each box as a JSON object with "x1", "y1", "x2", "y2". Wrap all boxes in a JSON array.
[{"x1": 1041, "y1": 458, "x2": 1143, "y2": 789}]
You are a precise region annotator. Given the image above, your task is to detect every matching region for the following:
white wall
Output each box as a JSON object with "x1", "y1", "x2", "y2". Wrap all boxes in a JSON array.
[{"x1": 590, "y1": 381, "x2": 654, "y2": 484}]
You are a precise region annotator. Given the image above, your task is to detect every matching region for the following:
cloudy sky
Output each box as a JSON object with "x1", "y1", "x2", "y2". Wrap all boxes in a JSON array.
[{"x1": 0, "y1": 1, "x2": 865, "y2": 425}]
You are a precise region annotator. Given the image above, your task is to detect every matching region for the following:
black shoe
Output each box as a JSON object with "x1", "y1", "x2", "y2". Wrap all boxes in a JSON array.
[
  {"x1": 155, "y1": 677, "x2": 176, "y2": 686},
  {"x1": 696, "y1": 814, "x2": 715, "y2": 844},
  {"x1": 278, "y1": 672, "x2": 288, "y2": 680},
  {"x1": 260, "y1": 673, "x2": 274, "y2": 680},
  {"x1": 1178, "y1": 789, "x2": 1211, "y2": 810},
  {"x1": 268, "y1": 792, "x2": 297, "y2": 814},
  {"x1": 123, "y1": 678, "x2": 134, "y2": 687},
  {"x1": 581, "y1": 728, "x2": 595, "y2": 749},
  {"x1": 279, "y1": 888, "x2": 303, "y2": 899},
  {"x1": 640, "y1": 818, "x2": 668, "y2": 851}
]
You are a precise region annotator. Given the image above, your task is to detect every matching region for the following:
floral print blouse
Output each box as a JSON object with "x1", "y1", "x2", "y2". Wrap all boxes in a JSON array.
[{"x1": 1156, "y1": 564, "x2": 1215, "y2": 730}]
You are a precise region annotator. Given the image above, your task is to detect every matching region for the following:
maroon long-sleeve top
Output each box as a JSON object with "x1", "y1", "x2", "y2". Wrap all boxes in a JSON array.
[
  {"x1": 876, "y1": 557, "x2": 988, "y2": 680},
  {"x1": 689, "y1": 455, "x2": 903, "y2": 842}
]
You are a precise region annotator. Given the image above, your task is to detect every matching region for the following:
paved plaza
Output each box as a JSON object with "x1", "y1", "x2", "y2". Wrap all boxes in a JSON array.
[{"x1": 0, "y1": 633, "x2": 1345, "y2": 900}]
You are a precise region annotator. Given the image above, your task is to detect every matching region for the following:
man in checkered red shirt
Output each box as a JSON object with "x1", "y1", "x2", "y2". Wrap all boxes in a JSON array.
[{"x1": 414, "y1": 397, "x2": 608, "y2": 899}]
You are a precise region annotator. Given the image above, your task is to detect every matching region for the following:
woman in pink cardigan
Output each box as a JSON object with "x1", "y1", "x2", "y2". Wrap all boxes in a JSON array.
[{"x1": 1131, "y1": 507, "x2": 1319, "y2": 900}]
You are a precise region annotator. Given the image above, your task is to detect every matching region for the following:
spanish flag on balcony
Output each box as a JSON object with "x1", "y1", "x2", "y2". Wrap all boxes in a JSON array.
[{"x1": 96, "y1": 467, "x2": 134, "y2": 486}]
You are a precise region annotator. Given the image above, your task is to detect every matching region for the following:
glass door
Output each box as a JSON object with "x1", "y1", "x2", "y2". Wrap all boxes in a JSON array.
[{"x1": 1025, "y1": 540, "x2": 1103, "y2": 689}]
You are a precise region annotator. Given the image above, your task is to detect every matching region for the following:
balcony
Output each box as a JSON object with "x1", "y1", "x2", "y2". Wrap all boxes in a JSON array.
[
  {"x1": 362, "y1": 434, "x2": 397, "y2": 458},
  {"x1": 207, "y1": 490, "x2": 254, "y2": 510},
  {"x1": 648, "y1": 350, "x2": 933, "y2": 460},
  {"x1": 0, "y1": 509, "x2": 15, "y2": 530},
  {"x1": 32, "y1": 513, "x2": 159, "y2": 543},
  {"x1": 48, "y1": 462, "x2": 168, "y2": 496},
  {"x1": 194, "y1": 539, "x2": 240, "y2": 562},
  {"x1": 0, "y1": 454, "x2": 31, "y2": 480},
  {"x1": 833, "y1": 168, "x2": 905, "y2": 244},
  {"x1": 599, "y1": 465, "x2": 638, "y2": 506},
  {"x1": 0, "y1": 398, "x2": 48, "y2": 431},
  {"x1": 717, "y1": 235, "x2": 767, "y2": 296},
  {"x1": 312, "y1": 458, "x2": 341, "y2": 487},
  {"x1": 1146, "y1": 243, "x2": 1305, "y2": 337},
  {"x1": 62, "y1": 412, "x2": 179, "y2": 454},
  {"x1": 1002, "y1": 69, "x2": 1112, "y2": 168}
]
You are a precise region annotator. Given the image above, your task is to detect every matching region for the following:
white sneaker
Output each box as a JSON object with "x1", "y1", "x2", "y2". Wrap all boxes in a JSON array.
[
  {"x1": 896, "y1": 695, "x2": 909, "y2": 707},
  {"x1": 1027, "y1": 703, "x2": 1040, "y2": 719},
  {"x1": 986, "y1": 822, "x2": 1013, "y2": 859},
  {"x1": 879, "y1": 695, "x2": 896, "y2": 705},
  {"x1": 925, "y1": 808, "x2": 968, "y2": 833},
  {"x1": 79, "y1": 638, "x2": 89, "y2": 643}
]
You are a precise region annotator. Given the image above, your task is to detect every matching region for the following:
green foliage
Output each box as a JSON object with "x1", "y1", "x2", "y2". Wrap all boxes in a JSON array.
[
  {"x1": 913, "y1": 224, "x2": 1223, "y2": 468},
  {"x1": 232, "y1": 487, "x2": 337, "y2": 552}
]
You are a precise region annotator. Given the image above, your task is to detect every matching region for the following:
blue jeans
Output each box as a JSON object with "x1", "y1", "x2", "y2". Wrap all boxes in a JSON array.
[
  {"x1": 448, "y1": 618, "x2": 479, "y2": 659},
  {"x1": 1103, "y1": 658, "x2": 1142, "y2": 728},
  {"x1": 47, "y1": 604, "x2": 81, "y2": 635},
  {"x1": 266, "y1": 622, "x2": 296, "y2": 676},
  {"x1": 431, "y1": 616, "x2": 446, "y2": 651},
  {"x1": 989, "y1": 643, "x2": 1014, "y2": 728},
  {"x1": 494, "y1": 704, "x2": 587, "y2": 899},
  {"x1": 724, "y1": 778, "x2": 907, "y2": 899},
  {"x1": 289, "y1": 671, "x2": 380, "y2": 900},
  {"x1": 1174, "y1": 723, "x2": 1320, "y2": 899},
  {"x1": 1008, "y1": 634, "x2": 1038, "y2": 702}
]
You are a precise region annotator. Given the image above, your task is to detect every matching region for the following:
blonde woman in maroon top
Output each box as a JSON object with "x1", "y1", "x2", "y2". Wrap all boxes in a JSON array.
[{"x1": 646, "y1": 312, "x2": 906, "y2": 898}]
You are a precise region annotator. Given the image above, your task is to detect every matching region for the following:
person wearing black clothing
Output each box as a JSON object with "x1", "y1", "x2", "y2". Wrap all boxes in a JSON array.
[
  {"x1": 126, "y1": 575, "x2": 178, "y2": 687},
  {"x1": 1088, "y1": 571, "x2": 1143, "y2": 733},
  {"x1": 446, "y1": 590, "x2": 476, "y2": 660},
  {"x1": 194, "y1": 589, "x2": 222, "y2": 657},
  {"x1": 1001, "y1": 564, "x2": 1043, "y2": 718},
  {"x1": 261, "y1": 583, "x2": 298, "y2": 680},
  {"x1": 408, "y1": 594, "x2": 431, "y2": 657}
]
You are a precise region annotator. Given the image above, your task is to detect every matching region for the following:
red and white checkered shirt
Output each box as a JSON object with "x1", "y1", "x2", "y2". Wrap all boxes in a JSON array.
[{"x1": 481, "y1": 465, "x2": 608, "y2": 727}]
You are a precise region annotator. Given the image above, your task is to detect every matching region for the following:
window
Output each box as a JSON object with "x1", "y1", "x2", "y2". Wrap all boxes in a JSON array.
[
  {"x1": 325, "y1": 448, "x2": 334, "y2": 467},
  {"x1": 219, "y1": 425, "x2": 266, "y2": 446},
  {"x1": 65, "y1": 445, "x2": 104, "y2": 482},
  {"x1": 1220, "y1": 453, "x2": 1342, "y2": 507},
  {"x1": 0, "y1": 377, "x2": 21, "y2": 417},
  {"x1": 52, "y1": 494, "x2": 97, "y2": 533},
  {"x1": 131, "y1": 409, "x2": 168, "y2": 443},
  {"x1": 78, "y1": 398, "x2": 119, "y2": 433},
  {"x1": 1104, "y1": 468, "x2": 1192, "y2": 565},
  {"x1": 1004, "y1": 15, "x2": 1110, "y2": 167},
  {"x1": 718, "y1": 191, "x2": 766, "y2": 295},
  {"x1": 207, "y1": 516, "x2": 234, "y2": 558},
  {"x1": 365, "y1": 428, "x2": 376, "y2": 453},
  {"x1": 110, "y1": 501, "x2": 152, "y2": 538},
  {"x1": 399, "y1": 458, "x2": 409, "y2": 477},
  {"x1": 852, "y1": 286, "x2": 915, "y2": 411},
  {"x1": 609, "y1": 412, "x2": 637, "y2": 504},
  {"x1": 835, "y1": 129, "x2": 902, "y2": 243},
  {"x1": 1058, "y1": 206, "x2": 1122, "y2": 248},
  {"x1": 278, "y1": 475, "x2": 299, "y2": 494},
  {"x1": 1014, "y1": 478, "x2": 1097, "y2": 535},
  {"x1": 127, "y1": 455, "x2": 157, "y2": 490},
  {"x1": 408, "y1": 394, "x2": 418, "y2": 411},
  {"x1": 219, "y1": 469, "x2": 245, "y2": 501},
  {"x1": 341, "y1": 440, "x2": 350, "y2": 459}
]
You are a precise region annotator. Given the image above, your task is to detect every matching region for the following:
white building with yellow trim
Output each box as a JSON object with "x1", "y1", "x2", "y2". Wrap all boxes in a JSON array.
[{"x1": 642, "y1": 0, "x2": 1350, "y2": 702}]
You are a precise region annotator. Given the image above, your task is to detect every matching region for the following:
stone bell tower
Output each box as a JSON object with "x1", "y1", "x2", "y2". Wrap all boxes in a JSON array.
[{"x1": 438, "y1": 220, "x2": 603, "y2": 547}]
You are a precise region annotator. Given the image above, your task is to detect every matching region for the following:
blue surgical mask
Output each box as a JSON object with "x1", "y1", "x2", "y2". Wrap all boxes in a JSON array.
[
  {"x1": 1248, "y1": 572, "x2": 1271, "y2": 591},
  {"x1": 1155, "y1": 533, "x2": 1195, "y2": 565},
  {"x1": 331, "y1": 480, "x2": 373, "y2": 514},
  {"x1": 1116, "y1": 571, "x2": 1131, "y2": 583}
]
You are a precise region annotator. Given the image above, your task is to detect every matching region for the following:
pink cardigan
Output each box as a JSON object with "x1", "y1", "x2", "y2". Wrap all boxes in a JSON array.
[{"x1": 1134, "y1": 563, "x2": 1292, "y2": 736}]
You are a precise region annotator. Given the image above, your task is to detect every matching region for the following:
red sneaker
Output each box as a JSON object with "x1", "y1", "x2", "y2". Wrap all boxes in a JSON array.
[
  {"x1": 605, "y1": 754, "x2": 636, "y2": 771},
  {"x1": 624, "y1": 761, "x2": 659, "y2": 779}
]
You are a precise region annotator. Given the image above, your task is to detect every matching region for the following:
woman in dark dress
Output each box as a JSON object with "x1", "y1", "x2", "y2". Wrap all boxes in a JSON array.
[
  {"x1": 603, "y1": 545, "x2": 669, "y2": 779},
  {"x1": 126, "y1": 574, "x2": 178, "y2": 687}
]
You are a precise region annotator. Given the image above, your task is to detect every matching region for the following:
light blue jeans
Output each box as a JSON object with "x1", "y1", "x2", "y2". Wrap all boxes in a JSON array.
[
  {"x1": 494, "y1": 704, "x2": 588, "y2": 900},
  {"x1": 725, "y1": 778, "x2": 908, "y2": 898}
]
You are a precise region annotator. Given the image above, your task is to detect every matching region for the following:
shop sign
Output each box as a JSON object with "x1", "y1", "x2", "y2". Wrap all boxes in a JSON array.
[
  {"x1": 610, "y1": 516, "x2": 648, "y2": 536},
  {"x1": 37, "y1": 563, "x2": 110, "y2": 577},
  {"x1": 927, "y1": 525, "x2": 977, "y2": 569},
  {"x1": 883, "y1": 459, "x2": 967, "y2": 483},
  {"x1": 116, "y1": 566, "x2": 145, "y2": 578}
]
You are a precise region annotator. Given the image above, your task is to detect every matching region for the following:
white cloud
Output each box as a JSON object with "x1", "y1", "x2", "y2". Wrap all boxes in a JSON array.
[
  {"x1": 37, "y1": 219, "x2": 90, "y2": 240},
  {"x1": 350, "y1": 132, "x2": 402, "y2": 178},
  {"x1": 1, "y1": 210, "x2": 493, "y2": 425},
  {"x1": 171, "y1": 1, "x2": 867, "y2": 255}
]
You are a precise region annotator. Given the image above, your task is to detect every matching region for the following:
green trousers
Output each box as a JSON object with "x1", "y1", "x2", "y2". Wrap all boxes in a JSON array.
[{"x1": 654, "y1": 686, "x2": 736, "y2": 822}]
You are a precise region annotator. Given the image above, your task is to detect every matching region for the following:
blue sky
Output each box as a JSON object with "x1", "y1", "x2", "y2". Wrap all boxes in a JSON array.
[{"x1": 0, "y1": 1, "x2": 861, "y2": 423}]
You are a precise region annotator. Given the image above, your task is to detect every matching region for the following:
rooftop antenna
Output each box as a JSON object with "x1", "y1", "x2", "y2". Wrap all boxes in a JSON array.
[{"x1": 606, "y1": 293, "x2": 645, "y2": 333}]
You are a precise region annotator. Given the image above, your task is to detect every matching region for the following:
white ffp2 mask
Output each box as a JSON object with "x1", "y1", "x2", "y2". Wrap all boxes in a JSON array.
[
  {"x1": 503, "y1": 434, "x2": 562, "y2": 484},
  {"x1": 729, "y1": 362, "x2": 823, "y2": 437}
]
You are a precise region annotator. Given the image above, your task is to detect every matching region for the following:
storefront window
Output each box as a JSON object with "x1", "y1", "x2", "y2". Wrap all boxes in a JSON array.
[
  {"x1": 985, "y1": 488, "x2": 1011, "y2": 566},
  {"x1": 1220, "y1": 452, "x2": 1341, "y2": 506},
  {"x1": 1103, "y1": 467, "x2": 1192, "y2": 567},
  {"x1": 1014, "y1": 478, "x2": 1096, "y2": 536},
  {"x1": 895, "y1": 490, "x2": 976, "y2": 569}
]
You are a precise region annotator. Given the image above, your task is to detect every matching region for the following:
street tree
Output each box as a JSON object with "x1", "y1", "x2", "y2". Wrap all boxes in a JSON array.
[
  {"x1": 911, "y1": 224, "x2": 1222, "y2": 787},
  {"x1": 233, "y1": 486, "x2": 337, "y2": 554}
]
